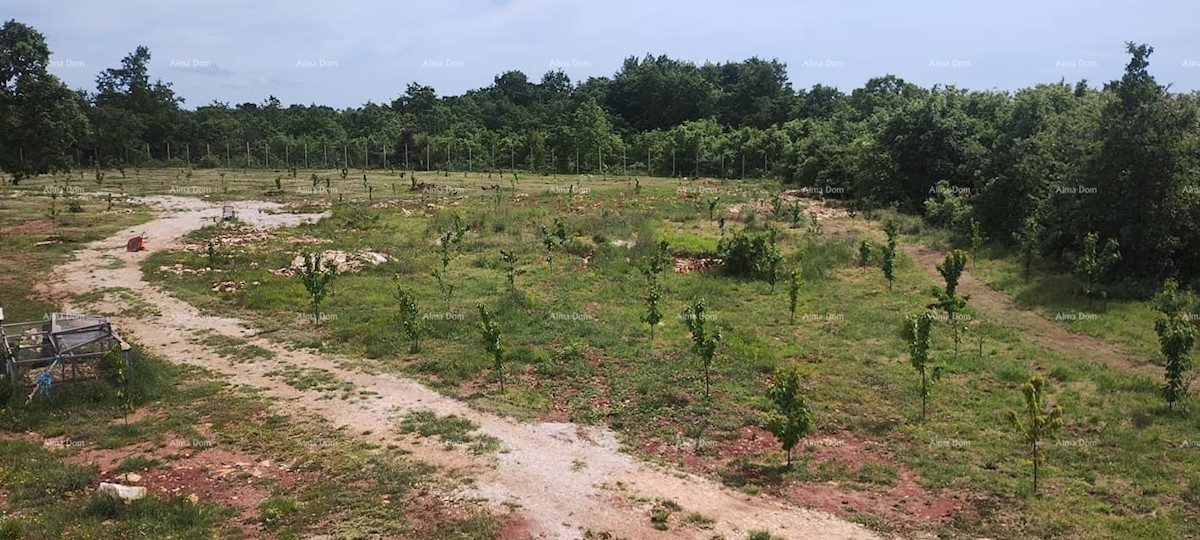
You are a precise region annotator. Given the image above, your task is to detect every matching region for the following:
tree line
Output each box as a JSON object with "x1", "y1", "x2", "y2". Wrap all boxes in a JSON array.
[{"x1": 2, "y1": 19, "x2": 1198, "y2": 285}]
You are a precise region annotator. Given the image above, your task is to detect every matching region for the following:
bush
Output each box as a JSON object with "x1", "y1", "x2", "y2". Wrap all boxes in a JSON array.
[
  {"x1": 923, "y1": 180, "x2": 970, "y2": 231},
  {"x1": 717, "y1": 228, "x2": 781, "y2": 280},
  {"x1": 195, "y1": 154, "x2": 222, "y2": 169}
]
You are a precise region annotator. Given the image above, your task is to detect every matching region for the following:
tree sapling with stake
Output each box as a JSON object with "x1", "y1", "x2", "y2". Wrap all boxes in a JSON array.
[
  {"x1": 682, "y1": 298, "x2": 722, "y2": 399},
  {"x1": 300, "y1": 252, "x2": 337, "y2": 326},
  {"x1": 904, "y1": 310, "x2": 939, "y2": 421},
  {"x1": 395, "y1": 284, "x2": 428, "y2": 353},
  {"x1": 764, "y1": 366, "x2": 813, "y2": 468},
  {"x1": 882, "y1": 220, "x2": 898, "y2": 291},
  {"x1": 478, "y1": 304, "x2": 505, "y2": 392},
  {"x1": 1007, "y1": 375, "x2": 1063, "y2": 496}
]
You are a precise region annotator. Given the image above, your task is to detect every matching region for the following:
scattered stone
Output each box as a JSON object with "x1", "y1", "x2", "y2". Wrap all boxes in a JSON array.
[{"x1": 98, "y1": 482, "x2": 147, "y2": 502}]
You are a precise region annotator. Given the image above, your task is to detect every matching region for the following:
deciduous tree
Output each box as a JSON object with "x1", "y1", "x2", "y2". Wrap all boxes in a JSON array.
[
  {"x1": 764, "y1": 366, "x2": 813, "y2": 468},
  {"x1": 1007, "y1": 375, "x2": 1063, "y2": 495}
]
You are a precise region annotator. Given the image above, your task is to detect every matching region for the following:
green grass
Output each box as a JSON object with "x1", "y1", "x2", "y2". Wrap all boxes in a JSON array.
[
  {"x1": 0, "y1": 176, "x2": 501, "y2": 539},
  {"x1": 0, "y1": 190, "x2": 151, "y2": 321},
  {"x1": 114, "y1": 455, "x2": 161, "y2": 473},
  {"x1": 683, "y1": 511, "x2": 716, "y2": 529},
  {"x1": 969, "y1": 248, "x2": 1164, "y2": 360},
  {"x1": 195, "y1": 330, "x2": 276, "y2": 362},
  {"x1": 0, "y1": 347, "x2": 500, "y2": 538},
  {"x1": 397, "y1": 409, "x2": 500, "y2": 454},
  {"x1": 265, "y1": 364, "x2": 355, "y2": 396},
  {"x1": 747, "y1": 531, "x2": 785, "y2": 540},
  {"x1": 15, "y1": 169, "x2": 1194, "y2": 539}
]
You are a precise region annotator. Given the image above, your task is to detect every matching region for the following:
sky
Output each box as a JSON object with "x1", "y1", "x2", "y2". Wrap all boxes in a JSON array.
[{"x1": 9, "y1": 0, "x2": 1200, "y2": 109}]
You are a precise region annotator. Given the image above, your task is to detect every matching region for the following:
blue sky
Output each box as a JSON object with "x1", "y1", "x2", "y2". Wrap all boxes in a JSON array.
[{"x1": 10, "y1": 0, "x2": 1200, "y2": 109}]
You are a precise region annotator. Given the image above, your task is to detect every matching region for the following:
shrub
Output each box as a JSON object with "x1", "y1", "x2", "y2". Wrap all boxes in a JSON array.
[
  {"x1": 717, "y1": 228, "x2": 781, "y2": 281},
  {"x1": 195, "y1": 154, "x2": 222, "y2": 169}
]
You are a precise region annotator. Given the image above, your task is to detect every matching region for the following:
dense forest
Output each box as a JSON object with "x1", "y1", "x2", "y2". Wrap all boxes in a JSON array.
[{"x1": 2, "y1": 19, "x2": 1198, "y2": 288}]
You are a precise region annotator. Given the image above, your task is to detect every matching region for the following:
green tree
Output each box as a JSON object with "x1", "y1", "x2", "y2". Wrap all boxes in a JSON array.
[
  {"x1": 477, "y1": 304, "x2": 505, "y2": 392},
  {"x1": 0, "y1": 20, "x2": 88, "y2": 181},
  {"x1": 103, "y1": 347, "x2": 133, "y2": 422},
  {"x1": 641, "y1": 280, "x2": 663, "y2": 342},
  {"x1": 92, "y1": 45, "x2": 183, "y2": 162},
  {"x1": 640, "y1": 241, "x2": 670, "y2": 342},
  {"x1": 1013, "y1": 216, "x2": 1042, "y2": 284},
  {"x1": 930, "y1": 249, "x2": 971, "y2": 359},
  {"x1": 904, "y1": 311, "x2": 939, "y2": 421},
  {"x1": 300, "y1": 252, "x2": 337, "y2": 326},
  {"x1": 764, "y1": 366, "x2": 813, "y2": 468},
  {"x1": 1074, "y1": 232, "x2": 1120, "y2": 309},
  {"x1": 1153, "y1": 279, "x2": 1196, "y2": 411},
  {"x1": 858, "y1": 240, "x2": 872, "y2": 267},
  {"x1": 606, "y1": 54, "x2": 717, "y2": 132},
  {"x1": 540, "y1": 225, "x2": 555, "y2": 265},
  {"x1": 500, "y1": 249, "x2": 518, "y2": 290},
  {"x1": 395, "y1": 287, "x2": 427, "y2": 353},
  {"x1": 1084, "y1": 43, "x2": 1195, "y2": 279},
  {"x1": 881, "y1": 220, "x2": 899, "y2": 291},
  {"x1": 682, "y1": 299, "x2": 722, "y2": 399},
  {"x1": 787, "y1": 266, "x2": 802, "y2": 324},
  {"x1": 969, "y1": 219, "x2": 985, "y2": 269},
  {"x1": 717, "y1": 228, "x2": 781, "y2": 282},
  {"x1": 1007, "y1": 375, "x2": 1064, "y2": 496},
  {"x1": 433, "y1": 232, "x2": 457, "y2": 307}
]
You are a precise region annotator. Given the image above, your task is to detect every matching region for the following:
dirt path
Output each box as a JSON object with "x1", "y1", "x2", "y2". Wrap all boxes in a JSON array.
[
  {"x1": 805, "y1": 197, "x2": 1165, "y2": 384},
  {"x1": 48, "y1": 196, "x2": 881, "y2": 540}
]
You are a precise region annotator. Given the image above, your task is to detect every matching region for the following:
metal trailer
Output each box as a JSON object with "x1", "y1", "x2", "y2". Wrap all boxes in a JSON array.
[{"x1": 0, "y1": 308, "x2": 131, "y2": 388}]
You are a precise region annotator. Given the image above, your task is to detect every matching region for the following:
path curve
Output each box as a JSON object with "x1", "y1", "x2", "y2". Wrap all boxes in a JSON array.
[
  {"x1": 49, "y1": 195, "x2": 882, "y2": 540},
  {"x1": 807, "y1": 197, "x2": 1168, "y2": 386}
]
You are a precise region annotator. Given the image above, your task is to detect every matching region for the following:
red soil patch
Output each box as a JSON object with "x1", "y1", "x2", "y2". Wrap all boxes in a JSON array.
[
  {"x1": 497, "y1": 514, "x2": 537, "y2": 539},
  {"x1": 779, "y1": 434, "x2": 973, "y2": 529},
  {"x1": 638, "y1": 423, "x2": 778, "y2": 475},
  {"x1": 65, "y1": 430, "x2": 311, "y2": 537},
  {"x1": 108, "y1": 406, "x2": 156, "y2": 425},
  {"x1": 6, "y1": 219, "x2": 54, "y2": 236},
  {"x1": 782, "y1": 469, "x2": 970, "y2": 526},
  {"x1": 644, "y1": 429, "x2": 975, "y2": 532}
]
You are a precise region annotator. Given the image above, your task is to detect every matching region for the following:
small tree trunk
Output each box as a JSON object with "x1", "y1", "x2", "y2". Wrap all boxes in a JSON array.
[
  {"x1": 1032, "y1": 442, "x2": 1039, "y2": 495},
  {"x1": 921, "y1": 372, "x2": 928, "y2": 421}
]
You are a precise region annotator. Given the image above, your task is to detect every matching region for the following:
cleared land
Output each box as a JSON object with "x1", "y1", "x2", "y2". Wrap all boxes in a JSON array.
[{"x1": 2, "y1": 168, "x2": 1199, "y2": 539}]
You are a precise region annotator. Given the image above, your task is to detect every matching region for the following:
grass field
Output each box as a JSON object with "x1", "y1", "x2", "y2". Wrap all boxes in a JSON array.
[
  {"x1": 4, "y1": 167, "x2": 1200, "y2": 539},
  {"x1": 0, "y1": 174, "x2": 502, "y2": 539}
]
